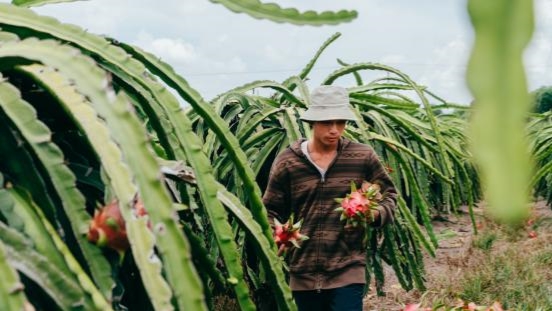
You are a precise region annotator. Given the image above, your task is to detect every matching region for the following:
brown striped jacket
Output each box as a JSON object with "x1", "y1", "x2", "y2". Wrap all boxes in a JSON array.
[{"x1": 263, "y1": 138, "x2": 397, "y2": 290}]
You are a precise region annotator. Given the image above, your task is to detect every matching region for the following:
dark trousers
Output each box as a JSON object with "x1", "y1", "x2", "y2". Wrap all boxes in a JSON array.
[{"x1": 293, "y1": 283, "x2": 364, "y2": 311}]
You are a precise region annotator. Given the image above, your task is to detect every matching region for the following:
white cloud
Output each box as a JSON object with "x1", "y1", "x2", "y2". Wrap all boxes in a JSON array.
[
  {"x1": 526, "y1": 35, "x2": 552, "y2": 75},
  {"x1": 217, "y1": 34, "x2": 230, "y2": 44},
  {"x1": 173, "y1": 1, "x2": 210, "y2": 15},
  {"x1": 209, "y1": 56, "x2": 247, "y2": 74},
  {"x1": 535, "y1": 0, "x2": 552, "y2": 29},
  {"x1": 418, "y1": 38, "x2": 471, "y2": 103},
  {"x1": 526, "y1": 36, "x2": 552, "y2": 90},
  {"x1": 134, "y1": 32, "x2": 197, "y2": 64},
  {"x1": 32, "y1": 1, "x2": 120, "y2": 35},
  {"x1": 264, "y1": 44, "x2": 292, "y2": 63},
  {"x1": 526, "y1": 0, "x2": 552, "y2": 90}
]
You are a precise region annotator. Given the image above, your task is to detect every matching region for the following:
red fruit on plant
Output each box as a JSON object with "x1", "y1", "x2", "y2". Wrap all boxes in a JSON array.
[
  {"x1": 87, "y1": 200, "x2": 129, "y2": 253},
  {"x1": 528, "y1": 230, "x2": 537, "y2": 239}
]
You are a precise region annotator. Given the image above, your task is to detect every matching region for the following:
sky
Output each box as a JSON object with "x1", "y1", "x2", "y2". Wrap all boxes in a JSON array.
[{"x1": 3, "y1": 0, "x2": 552, "y2": 105}]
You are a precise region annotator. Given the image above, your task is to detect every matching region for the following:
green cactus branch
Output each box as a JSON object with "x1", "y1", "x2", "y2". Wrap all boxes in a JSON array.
[{"x1": 209, "y1": 0, "x2": 357, "y2": 25}]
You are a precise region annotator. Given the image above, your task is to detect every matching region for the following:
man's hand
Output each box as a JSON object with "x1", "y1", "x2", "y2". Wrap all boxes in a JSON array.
[{"x1": 369, "y1": 208, "x2": 380, "y2": 224}]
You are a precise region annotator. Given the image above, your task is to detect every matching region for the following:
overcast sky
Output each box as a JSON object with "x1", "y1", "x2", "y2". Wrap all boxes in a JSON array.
[{"x1": 4, "y1": 0, "x2": 552, "y2": 104}]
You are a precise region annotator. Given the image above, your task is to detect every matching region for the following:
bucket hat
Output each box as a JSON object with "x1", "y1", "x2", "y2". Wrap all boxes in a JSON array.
[{"x1": 300, "y1": 85, "x2": 356, "y2": 121}]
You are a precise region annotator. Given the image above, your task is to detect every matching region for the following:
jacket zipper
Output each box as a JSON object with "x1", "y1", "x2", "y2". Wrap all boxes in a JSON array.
[
  {"x1": 315, "y1": 174, "x2": 325, "y2": 293},
  {"x1": 316, "y1": 275, "x2": 322, "y2": 293},
  {"x1": 299, "y1": 141, "x2": 343, "y2": 293}
]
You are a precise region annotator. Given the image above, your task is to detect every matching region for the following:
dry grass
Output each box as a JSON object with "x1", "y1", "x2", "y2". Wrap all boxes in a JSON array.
[
  {"x1": 427, "y1": 222, "x2": 552, "y2": 309},
  {"x1": 364, "y1": 201, "x2": 552, "y2": 311},
  {"x1": 213, "y1": 295, "x2": 240, "y2": 311}
]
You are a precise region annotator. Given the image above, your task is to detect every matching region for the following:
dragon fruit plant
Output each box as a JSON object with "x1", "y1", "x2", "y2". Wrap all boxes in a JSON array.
[{"x1": 335, "y1": 181, "x2": 383, "y2": 228}]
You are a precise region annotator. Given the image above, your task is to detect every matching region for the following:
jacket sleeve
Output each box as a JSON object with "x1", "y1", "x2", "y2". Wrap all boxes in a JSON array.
[
  {"x1": 365, "y1": 147, "x2": 398, "y2": 227},
  {"x1": 262, "y1": 155, "x2": 290, "y2": 228}
]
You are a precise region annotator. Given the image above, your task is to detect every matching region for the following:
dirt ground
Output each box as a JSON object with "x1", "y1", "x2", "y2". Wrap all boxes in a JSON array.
[{"x1": 362, "y1": 200, "x2": 552, "y2": 311}]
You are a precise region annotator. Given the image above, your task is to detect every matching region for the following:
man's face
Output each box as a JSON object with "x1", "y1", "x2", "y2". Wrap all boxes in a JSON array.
[{"x1": 312, "y1": 120, "x2": 347, "y2": 148}]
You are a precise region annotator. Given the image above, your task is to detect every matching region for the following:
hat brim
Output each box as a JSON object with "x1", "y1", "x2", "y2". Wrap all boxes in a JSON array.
[{"x1": 299, "y1": 108, "x2": 356, "y2": 121}]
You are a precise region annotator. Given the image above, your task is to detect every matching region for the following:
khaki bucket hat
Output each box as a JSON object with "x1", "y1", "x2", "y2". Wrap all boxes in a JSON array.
[{"x1": 300, "y1": 85, "x2": 356, "y2": 121}]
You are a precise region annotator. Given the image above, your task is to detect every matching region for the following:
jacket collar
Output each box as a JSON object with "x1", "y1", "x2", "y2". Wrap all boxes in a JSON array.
[{"x1": 290, "y1": 137, "x2": 351, "y2": 157}]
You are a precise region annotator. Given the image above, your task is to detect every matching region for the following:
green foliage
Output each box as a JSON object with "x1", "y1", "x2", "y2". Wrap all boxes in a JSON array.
[
  {"x1": 3, "y1": 0, "x2": 546, "y2": 310},
  {"x1": 209, "y1": 0, "x2": 357, "y2": 26},
  {"x1": 192, "y1": 37, "x2": 486, "y2": 299},
  {"x1": 472, "y1": 231, "x2": 497, "y2": 251},
  {"x1": 531, "y1": 86, "x2": 552, "y2": 113},
  {"x1": 0, "y1": 4, "x2": 480, "y2": 304},
  {"x1": 11, "y1": 0, "x2": 79, "y2": 7},
  {"x1": 526, "y1": 113, "x2": 552, "y2": 206},
  {"x1": 0, "y1": 236, "x2": 27, "y2": 311},
  {"x1": 0, "y1": 3, "x2": 292, "y2": 310}
]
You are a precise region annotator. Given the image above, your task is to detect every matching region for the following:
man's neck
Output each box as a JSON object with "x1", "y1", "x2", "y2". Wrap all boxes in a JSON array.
[{"x1": 308, "y1": 139, "x2": 338, "y2": 154}]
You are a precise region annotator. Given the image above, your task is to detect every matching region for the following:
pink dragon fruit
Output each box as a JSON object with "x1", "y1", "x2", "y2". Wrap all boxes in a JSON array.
[
  {"x1": 87, "y1": 200, "x2": 129, "y2": 253},
  {"x1": 87, "y1": 197, "x2": 150, "y2": 254},
  {"x1": 274, "y1": 216, "x2": 309, "y2": 256},
  {"x1": 335, "y1": 181, "x2": 383, "y2": 228}
]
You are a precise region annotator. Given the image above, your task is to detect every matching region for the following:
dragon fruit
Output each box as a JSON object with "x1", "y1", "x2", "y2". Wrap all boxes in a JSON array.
[
  {"x1": 87, "y1": 200, "x2": 129, "y2": 253},
  {"x1": 335, "y1": 181, "x2": 383, "y2": 228},
  {"x1": 87, "y1": 197, "x2": 151, "y2": 254},
  {"x1": 274, "y1": 216, "x2": 309, "y2": 256}
]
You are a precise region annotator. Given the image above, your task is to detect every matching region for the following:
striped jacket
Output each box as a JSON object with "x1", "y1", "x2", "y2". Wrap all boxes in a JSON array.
[{"x1": 263, "y1": 138, "x2": 397, "y2": 291}]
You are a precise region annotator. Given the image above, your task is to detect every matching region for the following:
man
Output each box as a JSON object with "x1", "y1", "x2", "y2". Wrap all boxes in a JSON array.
[{"x1": 263, "y1": 85, "x2": 397, "y2": 311}]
